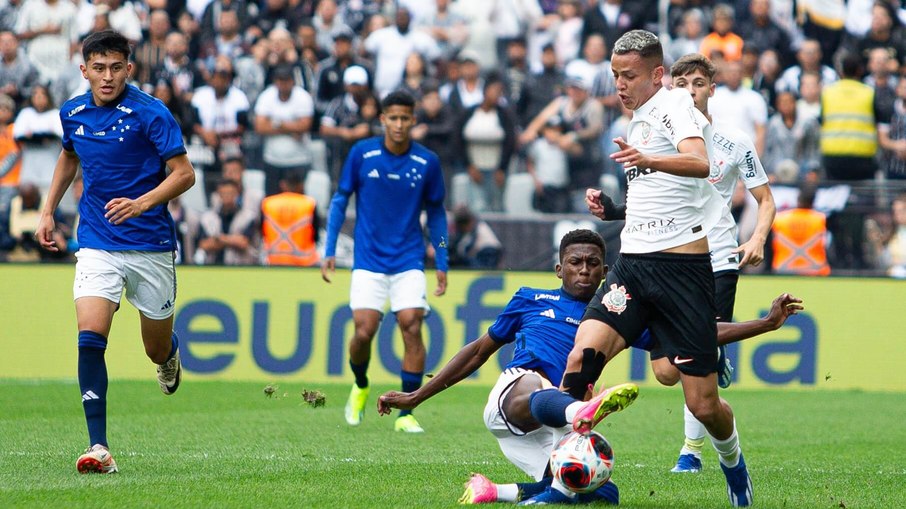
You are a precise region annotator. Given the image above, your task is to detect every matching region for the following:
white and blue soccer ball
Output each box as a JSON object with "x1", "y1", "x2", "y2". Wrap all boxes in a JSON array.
[{"x1": 549, "y1": 431, "x2": 615, "y2": 494}]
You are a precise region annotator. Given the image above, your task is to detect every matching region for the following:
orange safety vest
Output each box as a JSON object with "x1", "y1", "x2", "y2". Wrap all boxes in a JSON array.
[
  {"x1": 261, "y1": 192, "x2": 319, "y2": 266},
  {"x1": 772, "y1": 208, "x2": 830, "y2": 276},
  {"x1": 0, "y1": 123, "x2": 21, "y2": 187}
]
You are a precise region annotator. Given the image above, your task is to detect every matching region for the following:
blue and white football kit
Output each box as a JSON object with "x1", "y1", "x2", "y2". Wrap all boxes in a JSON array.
[{"x1": 61, "y1": 84, "x2": 186, "y2": 319}]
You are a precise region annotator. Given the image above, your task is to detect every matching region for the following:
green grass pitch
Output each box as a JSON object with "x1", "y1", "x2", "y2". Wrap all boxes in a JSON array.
[{"x1": 1, "y1": 380, "x2": 904, "y2": 508}]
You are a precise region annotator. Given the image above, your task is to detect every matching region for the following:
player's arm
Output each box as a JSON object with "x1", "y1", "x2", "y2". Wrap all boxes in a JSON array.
[
  {"x1": 377, "y1": 334, "x2": 503, "y2": 414},
  {"x1": 585, "y1": 188, "x2": 626, "y2": 221},
  {"x1": 322, "y1": 147, "x2": 359, "y2": 282},
  {"x1": 36, "y1": 149, "x2": 80, "y2": 251},
  {"x1": 425, "y1": 199, "x2": 448, "y2": 296},
  {"x1": 611, "y1": 135, "x2": 709, "y2": 178},
  {"x1": 716, "y1": 293, "x2": 803, "y2": 345},
  {"x1": 104, "y1": 154, "x2": 196, "y2": 225},
  {"x1": 734, "y1": 183, "x2": 776, "y2": 267}
]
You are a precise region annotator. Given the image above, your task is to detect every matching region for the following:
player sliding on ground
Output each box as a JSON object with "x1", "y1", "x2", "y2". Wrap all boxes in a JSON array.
[
  {"x1": 377, "y1": 229, "x2": 803, "y2": 504},
  {"x1": 36, "y1": 30, "x2": 196, "y2": 474}
]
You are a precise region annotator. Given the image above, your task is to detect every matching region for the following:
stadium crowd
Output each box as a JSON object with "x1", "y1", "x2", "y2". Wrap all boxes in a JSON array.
[{"x1": 1, "y1": 0, "x2": 905, "y2": 277}]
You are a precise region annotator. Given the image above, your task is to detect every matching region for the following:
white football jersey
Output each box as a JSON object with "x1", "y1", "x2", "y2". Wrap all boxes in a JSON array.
[
  {"x1": 621, "y1": 87, "x2": 723, "y2": 254},
  {"x1": 705, "y1": 119, "x2": 770, "y2": 272}
]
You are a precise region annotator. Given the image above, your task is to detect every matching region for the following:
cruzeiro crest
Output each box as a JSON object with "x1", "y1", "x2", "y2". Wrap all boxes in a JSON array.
[{"x1": 602, "y1": 284, "x2": 632, "y2": 314}]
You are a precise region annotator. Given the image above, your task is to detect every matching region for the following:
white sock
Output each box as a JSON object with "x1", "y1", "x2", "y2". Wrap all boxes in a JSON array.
[
  {"x1": 564, "y1": 401, "x2": 583, "y2": 424},
  {"x1": 496, "y1": 484, "x2": 519, "y2": 502},
  {"x1": 681, "y1": 404, "x2": 707, "y2": 457},
  {"x1": 550, "y1": 477, "x2": 578, "y2": 499},
  {"x1": 710, "y1": 420, "x2": 741, "y2": 468}
]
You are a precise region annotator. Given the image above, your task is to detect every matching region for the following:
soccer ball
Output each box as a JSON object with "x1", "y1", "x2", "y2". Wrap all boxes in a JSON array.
[{"x1": 549, "y1": 431, "x2": 614, "y2": 494}]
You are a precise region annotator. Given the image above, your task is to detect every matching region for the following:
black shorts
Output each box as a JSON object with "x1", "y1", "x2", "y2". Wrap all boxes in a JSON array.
[
  {"x1": 713, "y1": 270, "x2": 739, "y2": 323},
  {"x1": 584, "y1": 252, "x2": 717, "y2": 376}
]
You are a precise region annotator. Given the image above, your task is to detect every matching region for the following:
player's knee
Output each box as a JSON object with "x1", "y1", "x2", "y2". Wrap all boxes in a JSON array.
[
  {"x1": 686, "y1": 398, "x2": 720, "y2": 426},
  {"x1": 652, "y1": 363, "x2": 680, "y2": 386}
]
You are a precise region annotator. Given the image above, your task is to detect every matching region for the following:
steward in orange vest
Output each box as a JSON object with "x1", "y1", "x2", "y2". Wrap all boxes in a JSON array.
[
  {"x1": 771, "y1": 186, "x2": 830, "y2": 276},
  {"x1": 261, "y1": 173, "x2": 320, "y2": 266}
]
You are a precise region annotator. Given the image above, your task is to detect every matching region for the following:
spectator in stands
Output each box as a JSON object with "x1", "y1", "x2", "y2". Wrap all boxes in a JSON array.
[
  {"x1": 254, "y1": 64, "x2": 315, "y2": 195},
  {"x1": 521, "y1": 68, "x2": 604, "y2": 196},
  {"x1": 209, "y1": 156, "x2": 265, "y2": 216},
  {"x1": 569, "y1": 34, "x2": 619, "y2": 130},
  {"x1": 872, "y1": 193, "x2": 906, "y2": 278},
  {"x1": 261, "y1": 172, "x2": 320, "y2": 266},
  {"x1": 459, "y1": 74, "x2": 517, "y2": 213},
  {"x1": 0, "y1": 31, "x2": 39, "y2": 108},
  {"x1": 763, "y1": 91, "x2": 821, "y2": 178},
  {"x1": 0, "y1": 93, "x2": 20, "y2": 251},
  {"x1": 168, "y1": 198, "x2": 200, "y2": 265},
  {"x1": 191, "y1": 56, "x2": 250, "y2": 162},
  {"x1": 665, "y1": 8, "x2": 706, "y2": 65},
  {"x1": 877, "y1": 74, "x2": 906, "y2": 180},
  {"x1": 252, "y1": 0, "x2": 305, "y2": 40},
  {"x1": 449, "y1": 205, "x2": 502, "y2": 269},
  {"x1": 751, "y1": 48, "x2": 782, "y2": 115},
  {"x1": 0, "y1": 0, "x2": 22, "y2": 33},
  {"x1": 775, "y1": 39, "x2": 838, "y2": 95},
  {"x1": 412, "y1": 82, "x2": 457, "y2": 204},
  {"x1": 152, "y1": 78, "x2": 194, "y2": 140},
  {"x1": 416, "y1": 0, "x2": 469, "y2": 61},
  {"x1": 198, "y1": 9, "x2": 249, "y2": 72},
  {"x1": 13, "y1": 85, "x2": 62, "y2": 193},
  {"x1": 321, "y1": 65, "x2": 373, "y2": 179},
  {"x1": 841, "y1": 1, "x2": 906, "y2": 69},
  {"x1": 199, "y1": 0, "x2": 253, "y2": 44},
  {"x1": 799, "y1": 0, "x2": 845, "y2": 67},
  {"x1": 364, "y1": 6, "x2": 441, "y2": 98},
  {"x1": 490, "y1": 0, "x2": 541, "y2": 66},
  {"x1": 95, "y1": 0, "x2": 143, "y2": 43},
  {"x1": 153, "y1": 32, "x2": 199, "y2": 101},
  {"x1": 700, "y1": 3, "x2": 743, "y2": 62},
  {"x1": 547, "y1": 0, "x2": 582, "y2": 68},
  {"x1": 526, "y1": 116, "x2": 571, "y2": 213},
  {"x1": 581, "y1": 0, "x2": 636, "y2": 51},
  {"x1": 264, "y1": 27, "x2": 314, "y2": 92},
  {"x1": 771, "y1": 184, "x2": 830, "y2": 276},
  {"x1": 445, "y1": 50, "x2": 484, "y2": 117},
  {"x1": 517, "y1": 43, "x2": 563, "y2": 128},
  {"x1": 796, "y1": 71, "x2": 823, "y2": 122},
  {"x1": 820, "y1": 52, "x2": 878, "y2": 180},
  {"x1": 316, "y1": 29, "x2": 369, "y2": 116},
  {"x1": 400, "y1": 52, "x2": 430, "y2": 99},
  {"x1": 7, "y1": 182, "x2": 70, "y2": 261},
  {"x1": 737, "y1": 0, "x2": 794, "y2": 68},
  {"x1": 177, "y1": 10, "x2": 202, "y2": 61},
  {"x1": 197, "y1": 178, "x2": 259, "y2": 265},
  {"x1": 864, "y1": 47, "x2": 897, "y2": 122},
  {"x1": 313, "y1": 0, "x2": 353, "y2": 54},
  {"x1": 711, "y1": 60, "x2": 768, "y2": 155},
  {"x1": 14, "y1": 0, "x2": 78, "y2": 83},
  {"x1": 133, "y1": 10, "x2": 170, "y2": 87},
  {"x1": 296, "y1": 22, "x2": 330, "y2": 73},
  {"x1": 502, "y1": 37, "x2": 531, "y2": 118},
  {"x1": 233, "y1": 38, "x2": 268, "y2": 106}
]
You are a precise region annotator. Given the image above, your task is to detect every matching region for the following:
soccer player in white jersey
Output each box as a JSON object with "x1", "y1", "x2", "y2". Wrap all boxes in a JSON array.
[
  {"x1": 35, "y1": 30, "x2": 196, "y2": 474},
  {"x1": 525, "y1": 30, "x2": 754, "y2": 507},
  {"x1": 322, "y1": 90, "x2": 449, "y2": 434}
]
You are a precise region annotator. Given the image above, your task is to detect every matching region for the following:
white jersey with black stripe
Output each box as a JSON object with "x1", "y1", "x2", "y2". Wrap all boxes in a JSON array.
[{"x1": 621, "y1": 87, "x2": 723, "y2": 254}]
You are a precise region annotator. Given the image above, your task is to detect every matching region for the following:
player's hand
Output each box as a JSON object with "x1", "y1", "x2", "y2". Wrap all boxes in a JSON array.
[
  {"x1": 105, "y1": 197, "x2": 145, "y2": 225},
  {"x1": 610, "y1": 137, "x2": 648, "y2": 169},
  {"x1": 585, "y1": 188, "x2": 606, "y2": 220},
  {"x1": 320, "y1": 256, "x2": 336, "y2": 283},
  {"x1": 377, "y1": 391, "x2": 418, "y2": 415},
  {"x1": 764, "y1": 293, "x2": 804, "y2": 330},
  {"x1": 733, "y1": 238, "x2": 765, "y2": 267},
  {"x1": 35, "y1": 214, "x2": 59, "y2": 252},
  {"x1": 434, "y1": 270, "x2": 447, "y2": 296}
]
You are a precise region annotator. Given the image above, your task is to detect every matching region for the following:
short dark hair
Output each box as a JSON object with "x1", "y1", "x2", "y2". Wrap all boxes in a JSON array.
[
  {"x1": 381, "y1": 89, "x2": 416, "y2": 111},
  {"x1": 559, "y1": 229, "x2": 605, "y2": 262},
  {"x1": 222, "y1": 156, "x2": 245, "y2": 167},
  {"x1": 82, "y1": 30, "x2": 131, "y2": 63},
  {"x1": 838, "y1": 52, "x2": 863, "y2": 79},
  {"x1": 612, "y1": 29, "x2": 663, "y2": 63},
  {"x1": 217, "y1": 178, "x2": 241, "y2": 190},
  {"x1": 798, "y1": 184, "x2": 817, "y2": 209},
  {"x1": 670, "y1": 53, "x2": 716, "y2": 80}
]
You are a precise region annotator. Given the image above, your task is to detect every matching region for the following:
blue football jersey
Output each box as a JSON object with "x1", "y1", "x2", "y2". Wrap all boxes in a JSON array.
[
  {"x1": 61, "y1": 84, "x2": 187, "y2": 251},
  {"x1": 488, "y1": 287, "x2": 591, "y2": 387},
  {"x1": 330, "y1": 137, "x2": 446, "y2": 273}
]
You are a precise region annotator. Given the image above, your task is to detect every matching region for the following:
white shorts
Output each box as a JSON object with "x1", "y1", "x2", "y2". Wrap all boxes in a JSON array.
[
  {"x1": 349, "y1": 269, "x2": 428, "y2": 313},
  {"x1": 73, "y1": 248, "x2": 177, "y2": 320},
  {"x1": 483, "y1": 368, "x2": 555, "y2": 481}
]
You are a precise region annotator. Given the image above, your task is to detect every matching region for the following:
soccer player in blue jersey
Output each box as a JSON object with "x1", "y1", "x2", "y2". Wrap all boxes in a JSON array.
[
  {"x1": 377, "y1": 229, "x2": 803, "y2": 504},
  {"x1": 35, "y1": 30, "x2": 196, "y2": 474},
  {"x1": 322, "y1": 89, "x2": 449, "y2": 433}
]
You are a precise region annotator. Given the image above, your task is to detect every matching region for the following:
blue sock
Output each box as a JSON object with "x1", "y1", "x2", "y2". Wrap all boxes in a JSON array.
[
  {"x1": 166, "y1": 331, "x2": 179, "y2": 361},
  {"x1": 398, "y1": 370, "x2": 423, "y2": 417},
  {"x1": 529, "y1": 388, "x2": 577, "y2": 428},
  {"x1": 516, "y1": 478, "x2": 553, "y2": 500},
  {"x1": 349, "y1": 359, "x2": 369, "y2": 389},
  {"x1": 77, "y1": 331, "x2": 108, "y2": 448}
]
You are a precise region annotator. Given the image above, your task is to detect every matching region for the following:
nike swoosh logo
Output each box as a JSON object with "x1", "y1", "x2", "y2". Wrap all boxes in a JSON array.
[{"x1": 673, "y1": 356, "x2": 694, "y2": 365}]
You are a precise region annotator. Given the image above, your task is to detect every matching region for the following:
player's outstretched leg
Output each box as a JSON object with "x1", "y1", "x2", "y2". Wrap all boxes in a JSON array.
[
  {"x1": 517, "y1": 477, "x2": 620, "y2": 505},
  {"x1": 459, "y1": 473, "x2": 498, "y2": 504},
  {"x1": 672, "y1": 404, "x2": 705, "y2": 473},
  {"x1": 571, "y1": 382, "x2": 639, "y2": 434},
  {"x1": 77, "y1": 444, "x2": 118, "y2": 474},
  {"x1": 157, "y1": 332, "x2": 182, "y2": 395},
  {"x1": 720, "y1": 453, "x2": 753, "y2": 507},
  {"x1": 460, "y1": 474, "x2": 552, "y2": 504}
]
